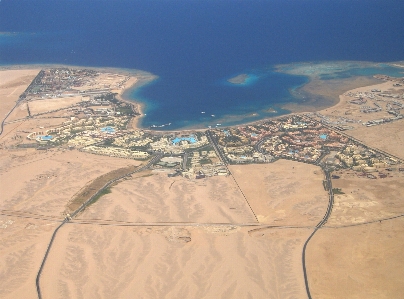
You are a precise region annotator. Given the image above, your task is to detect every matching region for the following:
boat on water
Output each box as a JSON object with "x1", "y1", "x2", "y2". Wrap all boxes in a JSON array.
[
  {"x1": 150, "y1": 122, "x2": 171, "y2": 129},
  {"x1": 201, "y1": 111, "x2": 205, "y2": 113},
  {"x1": 211, "y1": 114, "x2": 215, "y2": 117}
]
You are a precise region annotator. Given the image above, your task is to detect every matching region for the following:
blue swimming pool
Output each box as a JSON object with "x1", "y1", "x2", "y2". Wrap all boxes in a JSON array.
[
  {"x1": 101, "y1": 126, "x2": 115, "y2": 133},
  {"x1": 172, "y1": 135, "x2": 197, "y2": 145},
  {"x1": 39, "y1": 135, "x2": 53, "y2": 141}
]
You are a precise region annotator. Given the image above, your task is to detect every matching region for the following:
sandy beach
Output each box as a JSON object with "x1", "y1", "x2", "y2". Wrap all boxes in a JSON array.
[{"x1": 282, "y1": 76, "x2": 380, "y2": 113}]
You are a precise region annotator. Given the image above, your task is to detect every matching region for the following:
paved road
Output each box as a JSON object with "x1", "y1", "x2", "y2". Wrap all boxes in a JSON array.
[
  {"x1": 302, "y1": 167, "x2": 335, "y2": 299},
  {"x1": 35, "y1": 153, "x2": 162, "y2": 299},
  {"x1": 1, "y1": 71, "x2": 43, "y2": 136},
  {"x1": 182, "y1": 152, "x2": 189, "y2": 170},
  {"x1": 70, "y1": 153, "x2": 162, "y2": 218},
  {"x1": 254, "y1": 137, "x2": 267, "y2": 153},
  {"x1": 0, "y1": 100, "x2": 21, "y2": 136},
  {"x1": 206, "y1": 130, "x2": 228, "y2": 165}
]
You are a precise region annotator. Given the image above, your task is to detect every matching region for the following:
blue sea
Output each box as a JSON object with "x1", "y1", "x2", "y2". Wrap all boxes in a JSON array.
[{"x1": 1, "y1": 0, "x2": 403, "y2": 130}]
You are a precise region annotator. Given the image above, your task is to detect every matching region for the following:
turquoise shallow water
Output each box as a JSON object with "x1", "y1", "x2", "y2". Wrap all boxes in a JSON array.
[
  {"x1": 130, "y1": 68, "x2": 308, "y2": 129},
  {"x1": 130, "y1": 63, "x2": 404, "y2": 129}
]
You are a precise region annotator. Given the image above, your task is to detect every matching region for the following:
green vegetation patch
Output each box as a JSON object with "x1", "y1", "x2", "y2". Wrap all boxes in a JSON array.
[
  {"x1": 332, "y1": 188, "x2": 345, "y2": 194},
  {"x1": 67, "y1": 164, "x2": 138, "y2": 212},
  {"x1": 89, "y1": 187, "x2": 111, "y2": 205},
  {"x1": 200, "y1": 158, "x2": 212, "y2": 165}
]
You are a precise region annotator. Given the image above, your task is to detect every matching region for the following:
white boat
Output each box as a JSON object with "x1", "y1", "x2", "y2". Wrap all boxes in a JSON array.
[
  {"x1": 201, "y1": 111, "x2": 205, "y2": 113},
  {"x1": 211, "y1": 114, "x2": 215, "y2": 117}
]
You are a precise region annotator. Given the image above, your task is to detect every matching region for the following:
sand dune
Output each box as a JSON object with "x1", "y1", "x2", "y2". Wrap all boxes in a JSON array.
[
  {"x1": 0, "y1": 216, "x2": 58, "y2": 299},
  {"x1": 78, "y1": 173, "x2": 257, "y2": 224},
  {"x1": 40, "y1": 225, "x2": 311, "y2": 299},
  {"x1": 0, "y1": 150, "x2": 140, "y2": 217}
]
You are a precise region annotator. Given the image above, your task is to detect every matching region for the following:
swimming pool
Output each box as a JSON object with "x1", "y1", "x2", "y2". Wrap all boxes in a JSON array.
[
  {"x1": 172, "y1": 135, "x2": 197, "y2": 145},
  {"x1": 101, "y1": 126, "x2": 116, "y2": 133}
]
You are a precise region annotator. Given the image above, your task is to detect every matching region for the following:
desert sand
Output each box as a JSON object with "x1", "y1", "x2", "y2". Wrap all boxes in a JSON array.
[
  {"x1": 229, "y1": 161, "x2": 329, "y2": 226},
  {"x1": 0, "y1": 216, "x2": 59, "y2": 299},
  {"x1": 77, "y1": 173, "x2": 257, "y2": 223},
  {"x1": 304, "y1": 167, "x2": 404, "y2": 299},
  {"x1": 40, "y1": 224, "x2": 312, "y2": 299},
  {"x1": 306, "y1": 218, "x2": 404, "y2": 299},
  {"x1": 0, "y1": 149, "x2": 141, "y2": 217},
  {"x1": 327, "y1": 168, "x2": 404, "y2": 226},
  {"x1": 27, "y1": 96, "x2": 83, "y2": 115},
  {"x1": 34, "y1": 163, "x2": 324, "y2": 298},
  {"x1": 0, "y1": 69, "x2": 40, "y2": 117},
  {"x1": 0, "y1": 69, "x2": 41, "y2": 142}
]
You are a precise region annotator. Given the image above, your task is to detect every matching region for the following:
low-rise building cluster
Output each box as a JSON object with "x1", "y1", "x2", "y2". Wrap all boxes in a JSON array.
[
  {"x1": 81, "y1": 145, "x2": 149, "y2": 160},
  {"x1": 211, "y1": 115, "x2": 348, "y2": 165},
  {"x1": 334, "y1": 144, "x2": 398, "y2": 172}
]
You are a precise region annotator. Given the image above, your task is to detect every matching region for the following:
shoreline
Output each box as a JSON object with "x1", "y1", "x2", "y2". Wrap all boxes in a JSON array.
[
  {"x1": 1, "y1": 61, "x2": 402, "y2": 133},
  {"x1": 115, "y1": 74, "x2": 158, "y2": 130},
  {"x1": 0, "y1": 63, "x2": 158, "y2": 131},
  {"x1": 145, "y1": 75, "x2": 385, "y2": 133}
]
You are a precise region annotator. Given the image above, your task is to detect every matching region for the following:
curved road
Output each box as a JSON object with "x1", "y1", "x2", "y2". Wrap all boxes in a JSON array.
[
  {"x1": 302, "y1": 168, "x2": 335, "y2": 299},
  {"x1": 35, "y1": 153, "x2": 162, "y2": 299}
]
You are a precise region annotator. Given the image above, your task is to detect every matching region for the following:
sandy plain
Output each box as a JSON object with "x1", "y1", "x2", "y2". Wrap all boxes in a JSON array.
[
  {"x1": 1, "y1": 67, "x2": 404, "y2": 298},
  {"x1": 27, "y1": 96, "x2": 83, "y2": 115},
  {"x1": 0, "y1": 69, "x2": 41, "y2": 117},
  {"x1": 0, "y1": 69, "x2": 41, "y2": 144},
  {"x1": 304, "y1": 166, "x2": 404, "y2": 299},
  {"x1": 307, "y1": 218, "x2": 404, "y2": 299},
  {"x1": 229, "y1": 161, "x2": 329, "y2": 226}
]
